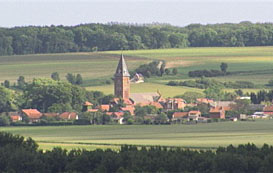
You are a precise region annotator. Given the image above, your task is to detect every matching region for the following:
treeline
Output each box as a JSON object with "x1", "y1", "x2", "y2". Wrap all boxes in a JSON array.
[
  {"x1": 1, "y1": 131, "x2": 273, "y2": 172},
  {"x1": 133, "y1": 60, "x2": 178, "y2": 78},
  {"x1": 250, "y1": 90, "x2": 273, "y2": 104},
  {"x1": 167, "y1": 78, "x2": 255, "y2": 89},
  {"x1": 0, "y1": 78, "x2": 114, "y2": 114},
  {"x1": 1, "y1": 22, "x2": 273, "y2": 56}
]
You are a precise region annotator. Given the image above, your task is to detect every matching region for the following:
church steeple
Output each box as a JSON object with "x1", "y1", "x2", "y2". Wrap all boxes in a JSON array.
[
  {"x1": 114, "y1": 54, "x2": 130, "y2": 100},
  {"x1": 115, "y1": 54, "x2": 130, "y2": 77}
]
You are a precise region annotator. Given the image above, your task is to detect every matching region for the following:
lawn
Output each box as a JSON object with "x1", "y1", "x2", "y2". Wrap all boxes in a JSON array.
[
  {"x1": 86, "y1": 82, "x2": 203, "y2": 97},
  {"x1": 1, "y1": 120, "x2": 273, "y2": 151}
]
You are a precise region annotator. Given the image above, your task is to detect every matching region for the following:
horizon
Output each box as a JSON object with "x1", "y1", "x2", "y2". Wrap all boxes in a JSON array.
[{"x1": 1, "y1": 0, "x2": 273, "y2": 27}]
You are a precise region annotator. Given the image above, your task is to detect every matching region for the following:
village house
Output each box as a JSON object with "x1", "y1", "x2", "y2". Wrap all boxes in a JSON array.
[
  {"x1": 130, "y1": 73, "x2": 144, "y2": 83},
  {"x1": 97, "y1": 104, "x2": 110, "y2": 112},
  {"x1": 106, "y1": 112, "x2": 124, "y2": 124},
  {"x1": 263, "y1": 105, "x2": 273, "y2": 117},
  {"x1": 171, "y1": 112, "x2": 188, "y2": 123},
  {"x1": 21, "y1": 109, "x2": 43, "y2": 123},
  {"x1": 43, "y1": 113, "x2": 59, "y2": 118},
  {"x1": 188, "y1": 111, "x2": 201, "y2": 121},
  {"x1": 197, "y1": 98, "x2": 214, "y2": 104},
  {"x1": 209, "y1": 106, "x2": 226, "y2": 119},
  {"x1": 59, "y1": 112, "x2": 79, "y2": 120},
  {"x1": 164, "y1": 98, "x2": 186, "y2": 110},
  {"x1": 82, "y1": 101, "x2": 93, "y2": 112}
]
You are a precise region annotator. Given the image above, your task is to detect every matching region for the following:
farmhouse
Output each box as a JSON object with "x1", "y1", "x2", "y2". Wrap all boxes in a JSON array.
[
  {"x1": 21, "y1": 109, "x2": 43, "y2": 123},
  {"x1": 59, "y1": 112, "x2": 79, "y2": 120},
  {"x1": 209, "y1": 106, "x2": 226, "y2": 119}
]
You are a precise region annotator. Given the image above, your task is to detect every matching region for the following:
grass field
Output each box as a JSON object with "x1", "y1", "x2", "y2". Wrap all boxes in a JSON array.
[
  {"x1": 1, "y1": 46, "x2": 273, "y2": 96},
  {"x1": 1, "y1": 120, "x2": 273, "y2": 151}
]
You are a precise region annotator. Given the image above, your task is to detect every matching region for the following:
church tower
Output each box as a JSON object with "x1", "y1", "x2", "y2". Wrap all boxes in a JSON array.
[{"x1": 114, "y1": 54, "x2": 130, "y2": 100}]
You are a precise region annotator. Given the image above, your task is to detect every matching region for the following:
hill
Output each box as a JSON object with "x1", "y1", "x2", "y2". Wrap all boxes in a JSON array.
[{"x1": 1, "y1": 46, "x2": 273, "y2": 96}]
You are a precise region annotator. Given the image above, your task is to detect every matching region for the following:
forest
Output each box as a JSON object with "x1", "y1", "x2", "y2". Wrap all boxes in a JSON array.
[
  {"x1": 1, "y1": 22, "x2": 273, "y2": 56},
  {"x1": 1, "y1": 131, "x2": 273, "y2": 173}
]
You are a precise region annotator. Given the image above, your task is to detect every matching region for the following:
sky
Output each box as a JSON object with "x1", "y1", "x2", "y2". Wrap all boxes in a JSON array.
[{"x1": 1, "y1": 0, "x2": 273, "y2": 27}]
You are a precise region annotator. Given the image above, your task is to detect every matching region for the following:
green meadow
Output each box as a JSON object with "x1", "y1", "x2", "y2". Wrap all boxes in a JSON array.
[
  {"x1": 1, "y1": 46, "x2": 273, "y2": 96},
  {"x1": 1, "y1": 120, "x2": 273, "y2": 150}
]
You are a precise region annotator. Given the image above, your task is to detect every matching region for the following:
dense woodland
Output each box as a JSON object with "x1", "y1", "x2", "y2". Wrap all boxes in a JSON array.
[
  {"x1": 1, "y1": 22, "x2": 273, "y2": 56},
  {"x1": 1, "y1": 131, "x2": 273, "y2": 172}
]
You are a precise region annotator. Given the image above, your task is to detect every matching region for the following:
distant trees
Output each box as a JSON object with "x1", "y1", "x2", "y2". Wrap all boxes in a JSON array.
[
  {"x1": 172, "y1": 68, "x2": 178, "y2": 75},
  {"x1": 3, "y1": 80, "x2": 10, "y2": 88},
  {"x1": 17, "y1": 76, "x2": 26, "y2": 89},
  {"x1": 22, "y1": 78, "x2": 86, "y2": 112},
  {"x1": 51, "y1": 72, "x2": 60, "y2": 81},
  {"x1": 135, "y1": 61, "x2": 161, "y2": 78},
  {"x1": 2, "y1": 131, "x2": 273, "y2": 172},
  {"x1": 220, "y1": 62, "x2": 228, "y2": 73},
  {"x1": 1, "y1": 22, "x2": 273, "y2": 56},
  {"x1": 0, "y1": 86, "x2": 17, "y2": 113},
  {"x1": 167, "y1": 78, "x2": 255, "y2": 89},
  {"x1": 66, "y1": 73, "x2": 83, "y2": 85}
]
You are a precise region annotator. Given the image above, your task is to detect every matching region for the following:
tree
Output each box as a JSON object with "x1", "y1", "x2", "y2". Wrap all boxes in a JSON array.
[
  {"x1": 165, "y1": 68, "x2": 170, "y2": 75},
  {"x1": 51, "y1": 72, "x2": 60, "y2": 81},
  {"x1": 159, "y1": 64, "x2": 165, "y2": 76},
  {"x1": 172, "y1": 68, "x2": 178, "y2": 75},
  {"x1": 176, "y1": 92, "x2": 204, "y2": 103},
  {"x1": 23, "y1": 78, "x2": 86, "y2": 112},
  {"x1": 220, "y1": 63, "x2": 228, "y2": 73},
  {"x1": 235, "y1": 89, "x2": 243, "y2": 96},
  {"x1": 0, "y1": 86, "x2": 17, "y2": 113},
  {"x1": 17, "y1": 76, "x2": 26, "y2": 89},
  {"x1": 66, "y1": 73, "x2": 76, "y2": 84},
  {"x1": 0, "y1": 115, "x2": 10, "y2": 126},
  {"x1": 204, "y1": 85, "x2": 224, "y2": 100},
  {"x1": 75, "y1": 74, "x2": 83, "y2": 85},
  {"x1": 4, "y1": 80, "x2": 10, "y2": 88}
]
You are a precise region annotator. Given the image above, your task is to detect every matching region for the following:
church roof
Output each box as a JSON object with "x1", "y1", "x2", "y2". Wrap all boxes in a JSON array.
[
  {"x1": 115, "y1": 54, "x2": 130, "y2": 77},
  {"x1": 130, "y1": 92, "x2": 160, "y2": 104}
]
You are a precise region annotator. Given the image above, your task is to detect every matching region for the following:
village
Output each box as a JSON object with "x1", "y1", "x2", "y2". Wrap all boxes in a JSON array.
[{"x1": 5, "y1": 55, "x2": 273, "y2": 125}]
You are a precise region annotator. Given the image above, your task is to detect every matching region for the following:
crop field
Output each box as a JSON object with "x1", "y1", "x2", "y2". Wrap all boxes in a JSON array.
[
  {"x1": 1, "y1": 46, "x2": 273, "y2": 96},
  {"x1": 1, "y1": 120, "x2": 273, "y2": 151}
]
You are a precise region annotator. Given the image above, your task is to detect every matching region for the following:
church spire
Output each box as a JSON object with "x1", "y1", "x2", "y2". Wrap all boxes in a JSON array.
[{"x1": 115, "y1": 54, "x2": 130, "y2": 77}]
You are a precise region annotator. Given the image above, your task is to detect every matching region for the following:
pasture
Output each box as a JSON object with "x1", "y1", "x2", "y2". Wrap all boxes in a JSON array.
[
  {"x1": 1, "y1": 120, "x2": 273, "y2": 151},
  {"x1": 1, "y1": 46, "x2": 273, "y2": 96}
]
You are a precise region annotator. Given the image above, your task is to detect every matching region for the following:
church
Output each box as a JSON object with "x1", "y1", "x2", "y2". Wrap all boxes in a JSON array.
[
  {"x1": 114, "y1": 54, "x2": 163, "y2": 106},
  {"x1": 113, "y1": 54, "x2": 186, "y2": 110}
]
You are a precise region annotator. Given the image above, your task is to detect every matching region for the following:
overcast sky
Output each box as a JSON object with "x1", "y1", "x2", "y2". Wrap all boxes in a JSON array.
[{"x1": 1, "y1": 0, "x2": 273, "y2": 27}]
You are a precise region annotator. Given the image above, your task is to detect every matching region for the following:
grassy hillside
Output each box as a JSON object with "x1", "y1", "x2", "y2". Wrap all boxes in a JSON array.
[
  {"x1": 1, "y1": 46, "x2": 273, "y2": 96},
  {"x1": 0, "y1": 52, "x2": 149, "y2": 83},
  {"x1": 1, "y1": 120, "x2": 273, "y2": 150}
]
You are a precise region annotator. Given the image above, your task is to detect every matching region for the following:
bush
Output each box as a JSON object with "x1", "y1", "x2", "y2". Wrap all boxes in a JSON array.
[{"x1": 188, "y1": 69, "x2": 227, "y2": 78}]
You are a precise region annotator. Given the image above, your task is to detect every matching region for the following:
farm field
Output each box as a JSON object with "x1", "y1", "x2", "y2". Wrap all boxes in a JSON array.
[
  {"x1": 1, "y1": 120, "x2": 273, "y2": 151},
  {"x1": 1, "y1": 46, "x2": 273, "y2": 96}
]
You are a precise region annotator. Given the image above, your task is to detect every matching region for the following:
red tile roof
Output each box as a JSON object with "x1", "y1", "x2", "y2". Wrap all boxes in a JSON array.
[
  {"x1": 209, "y1": 107, "x2": 222, "y2": 113},
  {"x1": 106, "y1": 112, "x2": 124, "y2": 118},
  {"x1": 98, "y1": 105, "x2": 110, "y2": 111},
  {"x1": 263, "y1": 105, "x2": 273, "y2": 112},
  {"x1": 22, "y1": 109, "x2": 42, "y2": 119},
  {"x1": 83, "y1": 101, "x2": 93, "y2": 106},
  {"x1": 197, "y1": 98, "x2": 214, "y2": 104},
  {"x1": 43, "y1": 113, "x2": 59, "y2": 117},
  {"x1": 139, "y1": 102, "x2": 163, "y2": 109},
  {"x1": 87, "y1": 109, "x2": 99, "y2": 112},
  {"x1": 121, "y1": 106, "x2": 135, "y2": 115},
  {"x1": 189, "y1": 110, "x2": 201, "y2": 114},
  {"x1": 59, "y1": 112, "x2": 78, "y2": 120},
  {"x1": 10, "y1": 115, "x2": 22, "y2": 121},
  {"x1": 172, "y1": 112, "x2": 188, "y2": 118}
]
